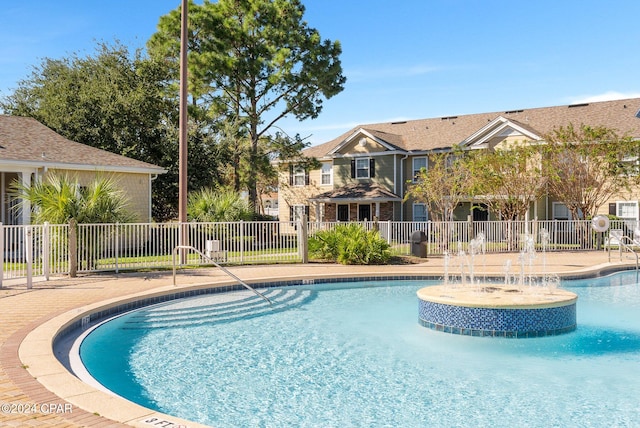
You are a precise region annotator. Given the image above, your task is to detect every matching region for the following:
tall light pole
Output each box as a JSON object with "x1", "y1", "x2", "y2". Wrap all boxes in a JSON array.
[{"x1": 179, "y1": 0, "x2": 188, "y2": 256}]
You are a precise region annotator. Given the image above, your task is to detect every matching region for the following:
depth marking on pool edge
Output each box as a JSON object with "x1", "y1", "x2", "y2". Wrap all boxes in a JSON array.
[{"x1": 141, "y1": 416, "x2": 188, "y2": 428}]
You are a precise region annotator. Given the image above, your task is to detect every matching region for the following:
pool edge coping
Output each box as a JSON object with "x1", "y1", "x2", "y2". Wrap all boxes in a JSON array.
[{"x1": 18, "y1": 262, "x2": 638, "y2": 427}]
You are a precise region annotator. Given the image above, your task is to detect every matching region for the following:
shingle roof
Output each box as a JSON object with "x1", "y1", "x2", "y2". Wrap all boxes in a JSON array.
[
  {"x1": 309, "y1": 183, "x2": 401, "y2": 202},
  {"x1": 0, "y1": 115, "x2": 166, "y2": 173},
  {"x1": 304, "y1": 98, "x2": 640, "y2": 158}
]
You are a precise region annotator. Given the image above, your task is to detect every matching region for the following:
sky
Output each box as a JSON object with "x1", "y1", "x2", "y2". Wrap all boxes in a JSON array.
[{"x1": 1, "y1": 0, "x2": 640, "y2": 147}]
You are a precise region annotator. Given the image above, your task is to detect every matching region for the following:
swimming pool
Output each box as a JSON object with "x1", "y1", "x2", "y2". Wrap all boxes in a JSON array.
[{"x1": 78, "y1": 272, "x2": 640, "y2": 427}]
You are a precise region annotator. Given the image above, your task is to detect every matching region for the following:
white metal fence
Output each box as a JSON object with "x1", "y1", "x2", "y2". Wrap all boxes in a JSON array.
[
  {"x1": 0, "y1": 219, "x2": 632, "y2": 287},
  {"x1": 355, "y1": 219, "x2": 635, "y2": 255}
]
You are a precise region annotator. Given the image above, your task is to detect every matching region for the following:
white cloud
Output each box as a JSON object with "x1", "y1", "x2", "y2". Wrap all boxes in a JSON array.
[{"x1": 571, "y1": 91, "x2": 640, "y2": 104}]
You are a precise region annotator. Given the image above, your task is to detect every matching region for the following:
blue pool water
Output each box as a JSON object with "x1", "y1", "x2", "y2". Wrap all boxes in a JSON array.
[{"x1": 79, "y1": 273, "x2": 640, "y2": 427}]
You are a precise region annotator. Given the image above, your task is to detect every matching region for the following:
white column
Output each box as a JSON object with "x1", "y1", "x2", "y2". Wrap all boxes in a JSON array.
[{"x1": 21, "y1": 172, "x2": 32, "y2": 225}]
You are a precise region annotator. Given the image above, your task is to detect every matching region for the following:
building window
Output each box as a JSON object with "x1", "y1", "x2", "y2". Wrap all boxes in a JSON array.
[
  {"x1": 337, "y1": 204, "x2": 349, "y2": 221},
  {"x1": 321, "y1": 162, "x2": 333, "y2": 185},
  {"x1": 552, "y1": 203, "x2": 583, "y2": 220},
  {"x1": 413, "y1": 203, "x2": 428, "y2": 222},
  {"x1": 412, "y1": 157, "x2": 427, "y2": 181},
  {"x1": 292, "y1": 165, "x2": 306, "y2": 186},
  {"x1": 290, "y1": 204, "x2": 308, "y2": 222},
  {"x1": 552, "y1": 203, "x2": 570, "y2": 220},
  {"x1": 621, "y1": 155, "x2": 640, "y2": 176},
  {"x1": 356, "y1": 158, "x2": 370, "y2": 178},
  {"x1": 616, "y1": 201, "x2": 638, "y2": 222},
  {"x1": 350, "y1": 158, "x2": 375, "y2": 179}
]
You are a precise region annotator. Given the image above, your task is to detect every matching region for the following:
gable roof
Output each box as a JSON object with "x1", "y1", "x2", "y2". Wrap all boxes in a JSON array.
[
  {"x1": 0, "y1": 115, "x2": 166, "y2": 174},
  {"x1": 305, "y1": 98, "x2": 640, "y2": 158},
  {"x1": 327, "y1": 128, "x2": 403, "y2": 154},
  {"x1": 461, "y1": 116, "x2": 543, "y2": 149}
]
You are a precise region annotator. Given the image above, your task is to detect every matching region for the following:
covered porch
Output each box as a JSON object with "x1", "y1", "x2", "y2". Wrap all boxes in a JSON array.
[
  {"x1": 309, "y1": 183, "x2": 401, "y2": 222},
  {"x1": 0, "y1": 168, "x2": 37, "y2": 225}
]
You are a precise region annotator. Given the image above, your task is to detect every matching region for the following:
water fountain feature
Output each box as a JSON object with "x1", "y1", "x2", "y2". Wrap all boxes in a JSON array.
[{"x1": 418, "y1": 229, "x2": 577, "y2": 338}]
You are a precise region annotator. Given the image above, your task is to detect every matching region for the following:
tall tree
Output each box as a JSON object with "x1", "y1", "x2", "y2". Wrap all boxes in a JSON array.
[
  {"x1": 405, "y1": 151, "x2": 472, "y2": 222},
  {"x1": 1, "y1": 42, "x2": 173, "y2": 163},
  {"x1": 0, "y1": 41, "x2": 224, "y2": 221},
  {"x1": 466, "y1": 142, "x2": 546, "y2": 221},
  {"x1": 542, "y1": 124, "x2": 640, "y2": 221},
  {"x1": 465, "y1": 142, "x2": 546, "y2": 251},
  {"x1": 405, "y1": 151, "x2": 472, "y2": 251},
  {"x1": 148, "y1": 0, "x2": 346, "y2": 211}
]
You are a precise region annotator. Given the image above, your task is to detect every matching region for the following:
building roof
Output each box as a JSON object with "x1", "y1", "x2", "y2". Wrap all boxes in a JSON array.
[
  {"x1": 309, "y1": 183, "x2": 401, "y2": 203},
  {"x1": 304, "y1": 98, "x2": 640, "y2": 158},
  {"x1": 0, "y1": 115, "x2": 166, "y2": 174}
]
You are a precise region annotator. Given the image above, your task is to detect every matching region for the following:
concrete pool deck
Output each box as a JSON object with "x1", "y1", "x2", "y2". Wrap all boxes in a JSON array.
[{"x1": 0, "y1": 250, "x2": 635, "y2": 427}]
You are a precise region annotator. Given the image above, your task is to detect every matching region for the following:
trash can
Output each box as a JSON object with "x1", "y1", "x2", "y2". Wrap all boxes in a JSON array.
[{"x1": 410, "y1": 230, "x2": 427, "y2": 258}]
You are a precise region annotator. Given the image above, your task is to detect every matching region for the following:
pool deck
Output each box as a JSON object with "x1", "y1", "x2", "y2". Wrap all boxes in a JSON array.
[{"x1": 0, "y1": 250, "x2": 635, "y2": 427}]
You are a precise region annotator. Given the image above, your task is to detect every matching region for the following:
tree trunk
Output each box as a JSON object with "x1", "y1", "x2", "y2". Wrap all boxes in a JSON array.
[{"x1": 68, "y1": 218, "x2": 77, "y2": 278}]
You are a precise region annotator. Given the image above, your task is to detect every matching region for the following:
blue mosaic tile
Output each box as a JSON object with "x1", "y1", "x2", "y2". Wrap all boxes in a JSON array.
[{"x1": 418, "y1": 299, "x2": 576, "y2": 338}]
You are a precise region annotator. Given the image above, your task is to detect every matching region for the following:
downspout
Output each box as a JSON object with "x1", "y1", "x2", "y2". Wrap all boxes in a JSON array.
[
  {"x1": 149, "y1": 174, "x2": 158, "y2": 222},
  {"x1": 399, "y1": 154, "x2": 409, "y2": 220}
]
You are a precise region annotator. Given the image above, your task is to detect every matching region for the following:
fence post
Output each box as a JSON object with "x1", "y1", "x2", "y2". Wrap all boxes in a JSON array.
[
  {"x1": 240, "y1": 220, "x2": 245, "y2": 264},
  {"x1": 115, "y1": 222, "x2": 120, "y2": 274},
  {"x1": 0, "y1": 223, "x2": 3, "y2": 289},
  {"x1": 69, "y1": 219, "x2": 77, "y2": 277},
  {"x1": 25, "y1": 225, "x2": 33, "y2": 289},
  {"x1": 299, "y1": 215, "x2": 308, "y2": 263},
  {"x1": 43, "y1": 222, "x2": 50, "y2": 281}
]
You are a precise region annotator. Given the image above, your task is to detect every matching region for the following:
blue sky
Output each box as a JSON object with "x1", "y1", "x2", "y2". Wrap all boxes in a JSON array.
[{"x1": 1, "y1": 0, "x2": 640, "y2": 146}]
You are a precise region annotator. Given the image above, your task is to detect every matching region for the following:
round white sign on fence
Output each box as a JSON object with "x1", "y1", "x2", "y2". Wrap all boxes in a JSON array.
[{"x1": 591, "y1": 215, "x2": 610, "y2": 232}]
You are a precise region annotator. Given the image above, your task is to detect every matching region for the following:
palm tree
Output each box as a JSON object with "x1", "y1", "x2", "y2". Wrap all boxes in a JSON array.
[
  {"x1": 187, "y1": 187, "x2": 253, "y2": 222},
  {"x1": 13, "y1": 174, "x2": 134, "y2": 224},
  {"x1": 13, "y1": 174, "x2": 134, "y2": 276}
]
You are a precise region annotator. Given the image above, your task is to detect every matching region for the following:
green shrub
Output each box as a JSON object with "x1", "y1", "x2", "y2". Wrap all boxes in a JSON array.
[{"x1": 309, "y1": 223, "x2": 391, "y2": 265}]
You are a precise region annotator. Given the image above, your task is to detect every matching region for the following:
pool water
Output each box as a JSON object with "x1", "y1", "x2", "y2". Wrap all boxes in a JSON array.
[{"x1": 79, "y1": 273, "x2": 640, "y2": 427}]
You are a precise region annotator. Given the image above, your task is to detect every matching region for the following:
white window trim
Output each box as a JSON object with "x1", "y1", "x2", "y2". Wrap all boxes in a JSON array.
[
  {"x1": 621, "y1": 155, "x2": 640, "y2": 177},
  {"x1": 413, "y1": 202, "x2": 428, "y2": 222},
  {"x1": 292, "y1": 204, "x2": 306, "y2": 221},
  {"x1": 321, "y1": 162, "x2": 333, "y2": 186},
  {"x1": 293, "y1": 166, "x2": 306, "y2": 186},
  {"x1": 552, "y1": 202, "x2": 570, "y2": 220},
  {"x1": 412, "y1": 157, "x2": 427, "y2": 182},
  {"x1": 356, "y1": 158, "x2": 370, "y2": 179},
  {"x1": 552, "y1": 202, "x2": 583, "y2": 220},
  {"x1": 616, "y1": 201, "x2": 639, "y2": 221}
]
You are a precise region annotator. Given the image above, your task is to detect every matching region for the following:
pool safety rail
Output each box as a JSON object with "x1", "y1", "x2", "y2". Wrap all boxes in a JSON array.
[
  {"x1": 172, "y1": 245, "x2": 272, "y2": 305},
  {"x1": 607, "y1": 230, "x2": 639, "y2": 271}
]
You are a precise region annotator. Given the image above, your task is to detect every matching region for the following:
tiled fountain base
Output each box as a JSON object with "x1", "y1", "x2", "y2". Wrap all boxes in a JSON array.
[{"x1": 417, "y1": 285, "x2": 577, "y2": 338}]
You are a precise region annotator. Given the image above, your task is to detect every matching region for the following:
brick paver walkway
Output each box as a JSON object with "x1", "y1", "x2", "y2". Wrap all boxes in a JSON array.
[{"x1": 0, "y1": 251, "x2": 628, "y2": 427}]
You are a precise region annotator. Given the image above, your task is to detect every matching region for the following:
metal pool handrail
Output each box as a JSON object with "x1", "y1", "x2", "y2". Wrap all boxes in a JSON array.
[
  {"x1": 172, "y1": 245, "x2": 272, "y2": 305},
  {"x1": 608, "y1": 234, "x2": 639, "y2": 271}
]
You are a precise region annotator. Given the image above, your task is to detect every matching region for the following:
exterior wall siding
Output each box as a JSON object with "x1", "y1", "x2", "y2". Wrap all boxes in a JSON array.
[{"x1": 47, "y1": 169, "x2": 151, "y2": 222}]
